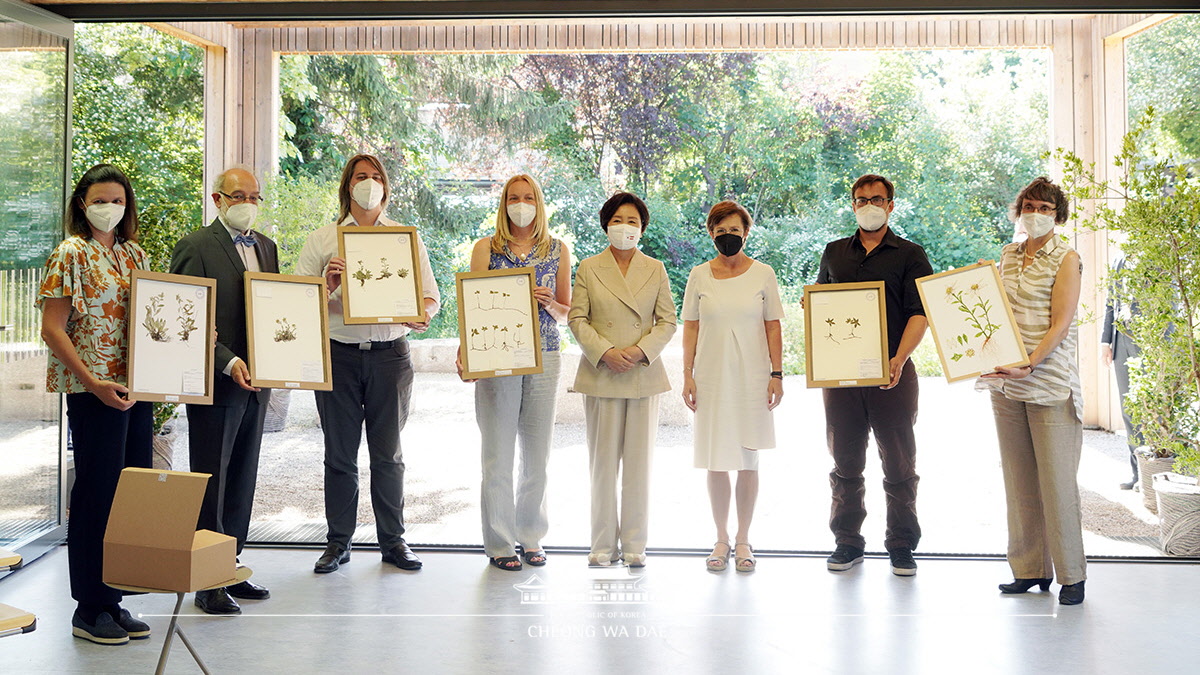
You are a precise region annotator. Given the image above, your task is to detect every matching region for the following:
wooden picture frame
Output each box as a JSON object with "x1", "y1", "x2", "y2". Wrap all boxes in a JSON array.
[
  {"x1": 456, "y1": 267, "x2": 543, "y2": 379},
  {"x1": 804, "y1": 280, "x2": 890, "y2": 388},
  {"x1": 916, "y1": 261, "x2": 1030, "y2": 383},
  {"x1": 244, "y1": 272, "x2": 333, "y2": 391},
  {"x1": 337, "y1": 225, "x2": 425, "y2": 325},
  {"x1": 127, "y1": 270, "x2": 217, "y2": 404}
]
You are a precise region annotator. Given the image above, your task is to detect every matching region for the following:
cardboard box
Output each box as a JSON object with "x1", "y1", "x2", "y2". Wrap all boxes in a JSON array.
[{"x1": 103, "y1": 468, "x2": 237, "y2": 593}]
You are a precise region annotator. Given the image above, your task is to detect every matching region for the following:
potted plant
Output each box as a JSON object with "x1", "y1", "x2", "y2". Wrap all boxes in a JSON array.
[{"x1": 1057, "y1": 110, "x2": 1200, "y2": 548}]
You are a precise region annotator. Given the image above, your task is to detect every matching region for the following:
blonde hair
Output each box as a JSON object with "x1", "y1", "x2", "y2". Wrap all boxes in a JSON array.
[
  {"x1": 491, "y1": 174, "x2": 551, "y2": 259},
  {"x1": 337, "y1": 154, "x2": 390, "y2": 224}
]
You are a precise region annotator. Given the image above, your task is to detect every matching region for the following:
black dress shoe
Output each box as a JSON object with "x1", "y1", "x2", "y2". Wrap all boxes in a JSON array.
[
  {"x1": 226, "y1": 580, "x2": 271, "y2": 600},
  {"x1": 381, "y1": 541, "x2": 422, "y2": 570},
  {"x1": 1059, "y1": 581, "x2": 1086, "y2": 605},
  {"x1": 999, "y1": 578, "x2": 1053, "y2": 594},
  {"x1": 314, "y1": 544, "x2": 350, "y2": 574},
  {"x1": 194, "y1": 588, "x2": 241, "y2": 615}
]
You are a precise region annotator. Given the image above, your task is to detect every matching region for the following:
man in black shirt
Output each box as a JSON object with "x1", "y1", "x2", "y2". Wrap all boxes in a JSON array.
[{"x1": 817, "y1": 174, "x2": 932, "y2": 577}]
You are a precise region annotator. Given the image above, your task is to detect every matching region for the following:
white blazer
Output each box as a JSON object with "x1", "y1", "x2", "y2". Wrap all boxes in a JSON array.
[{"x1": 568, "y1": 248, "x2": 677, "y2": 399}]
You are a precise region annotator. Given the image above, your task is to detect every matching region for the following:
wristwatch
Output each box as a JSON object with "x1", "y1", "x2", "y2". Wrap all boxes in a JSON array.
[{"x1": 770, "y1": 370, "x2": 783, "y2": 379}]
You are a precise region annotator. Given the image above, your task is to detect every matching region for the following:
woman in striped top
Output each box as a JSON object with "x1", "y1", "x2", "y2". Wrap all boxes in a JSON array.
[{"x1": 979, "y1": 177, "x2": 1086, "y2": 605}]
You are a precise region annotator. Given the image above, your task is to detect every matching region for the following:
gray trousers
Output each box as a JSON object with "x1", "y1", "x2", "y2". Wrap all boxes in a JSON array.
[
  {"x1": 316, "y1": 340, "x2": 413, "y2": 550},
  {"x1": 991, "y1": 391, "x2": 1087, "y2": 586},
  {"x1": 476, "y1": 351, "x2": 560, "y2": 558}
]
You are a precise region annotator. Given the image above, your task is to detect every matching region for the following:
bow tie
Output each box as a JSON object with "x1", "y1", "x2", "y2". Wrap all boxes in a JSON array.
[{"x1": 234, "y1": 233, "x2": 257, "y2": 247}]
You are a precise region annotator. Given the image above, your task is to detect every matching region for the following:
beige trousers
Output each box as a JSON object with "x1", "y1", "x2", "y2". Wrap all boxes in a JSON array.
[
  {"x1": 585, "y1": 395, "x2": 659, "y2": 562},
  {"x1": 991, "y1": 392, "x2": 1087, "y2": 585}
]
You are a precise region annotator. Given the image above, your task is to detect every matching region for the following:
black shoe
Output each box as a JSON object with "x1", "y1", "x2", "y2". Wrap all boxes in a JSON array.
[
  {"x1": 1119, "y1": 480, "x2": 1136, "y2": 490},
  {"x1": 888, "y1": 548, "x2": 917, "y2": 576},
  {"x1": 112, "y1": 608, "x2": 151, "y2": 639},
  {"x1": 381, "y1": 541, "x2": 423, "y2": 570},
  {"x1": 71, "y1": 610, "x2": 129, "y2": 645},
  {"x1": 826, "y1": 545, "x2": 864, "y2": 571},
  {"x1": 999, "y1": 578, "x2": 1053, "y2": 594},
  {"x1": 314, "y1": 544, "x2": 350, "y2": 574},
  {"x1": 194, "y1": 588, "x2": 241, "y2": 615},
  {"x1": 1059, "y1": 581, "x2": 1086, "y2": 605},
  {"x1": 226, "y1": 580, "x2": 271, "y2": 600}
]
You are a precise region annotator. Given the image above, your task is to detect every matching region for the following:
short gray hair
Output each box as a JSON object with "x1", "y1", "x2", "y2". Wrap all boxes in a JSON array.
[{"x1": 212, "y1": 165, "x2": 257, "y2": 195}]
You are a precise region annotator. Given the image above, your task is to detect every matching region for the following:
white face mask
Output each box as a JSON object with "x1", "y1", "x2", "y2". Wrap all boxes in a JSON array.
[
  {"x1": 855, "y1": 204, "x2": 888, "y2": 232},
  {"x1": 223, "y1": 203, "x2": 258, "y2": 232},
  {"x1": 1019, "y1": 212, "x2": 1056, "y2": 239},
  {"x1": 507, "y1": 202, "x2": 537, "y2": 228},
  {"x1": 607, "y1": 224, "x2": 641, "y2": 251},
  {"x1": 351, "y1": 179, "x2": 385, "y2": 210},
  {"x1": 85, "y1": 203, "x2": 125, "y2": 233}
]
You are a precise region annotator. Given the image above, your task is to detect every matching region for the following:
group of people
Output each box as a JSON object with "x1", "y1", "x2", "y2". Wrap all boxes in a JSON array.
[{"x1": 41, "y1": 158, "x2": 1091, "y2": 645}]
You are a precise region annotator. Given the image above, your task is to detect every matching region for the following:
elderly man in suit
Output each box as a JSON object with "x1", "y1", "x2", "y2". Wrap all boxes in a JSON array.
[
  {"x1": 568, "y1": 192, "x2": 677, "y2": 567},
  {"x1": 170, "y1": 167, "x2": 277, "y2": 614}
]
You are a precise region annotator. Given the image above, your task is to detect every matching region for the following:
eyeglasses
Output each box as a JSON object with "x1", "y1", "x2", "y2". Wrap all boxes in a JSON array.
[
  {"x1": 219, "y1": 192, "x2": 265, "y2": 205},
  {"x1": 1020, "y1": 204, "x2": 1056, "y2": 215},
  {"x1": 852, "y1": 197, "x2": 892, "y2": 207}
]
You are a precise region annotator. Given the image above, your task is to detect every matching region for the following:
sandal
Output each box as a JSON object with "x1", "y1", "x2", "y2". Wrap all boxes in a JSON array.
[
  {"x1": 734, "y1": 543, "x2": 756, "y2": 573},
  {"x1": 489, "y1": 556, "x2": 522, "y2": 571},
  {"x1": 706, "y1": 542, "x2": 731, "y2": 572},
  {"x1": 519, "y1": 547, "x2": 548, "y2": 567}
]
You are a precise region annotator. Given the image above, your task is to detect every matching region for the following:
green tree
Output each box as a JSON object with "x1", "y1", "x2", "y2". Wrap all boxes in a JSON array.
[{"x1": 72, "y1": 23, "x2": 204, "y2": 272}]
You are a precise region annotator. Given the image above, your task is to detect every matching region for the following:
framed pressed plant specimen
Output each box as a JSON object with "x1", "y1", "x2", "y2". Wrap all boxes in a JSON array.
[
  {"x1": 336, "y1": 225, "x2": 426, "y2": 325},
  {"x1": 244, "y1": 272, "x2": 333, "y2": 391},
  {"x1": 455, "y1": 267, "x2": 543, "y2": 380},
  {"x1": 916, "y1": 261, "x2": 1029, "y2": 383},
  {"x1": 127, "y1": 270, "x2": 218, "y2": 404},
  {"x1": 803, "y1": 280, "x2": 890, "y2": 388}
]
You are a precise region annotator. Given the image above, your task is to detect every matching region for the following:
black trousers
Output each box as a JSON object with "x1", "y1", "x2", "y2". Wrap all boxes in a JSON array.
[
  {"x1": 823, "y1": 359, "x2": 921, "y2": 551},
  {"x1": 186, "y1": 392, "x2": 267, "y2": 554},
  {"x1": 66, "y1": 393, "x2": 152, "y2": 606},
  {"x1": 315, "y1": 340, "x2": 413, "y2": 550}
]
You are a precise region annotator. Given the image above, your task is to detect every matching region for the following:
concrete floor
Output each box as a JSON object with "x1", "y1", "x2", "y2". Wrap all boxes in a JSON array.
[{"x1": 1, "y1": 546, "x2": 1198, "y2": 674}]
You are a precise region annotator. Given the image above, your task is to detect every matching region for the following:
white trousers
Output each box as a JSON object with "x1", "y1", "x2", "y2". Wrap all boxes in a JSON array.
[{"x1": 585, "y1": 394, "x2": 659, "y2": 562}]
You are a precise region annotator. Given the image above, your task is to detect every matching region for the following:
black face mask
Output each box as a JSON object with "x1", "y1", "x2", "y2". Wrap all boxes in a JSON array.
[{"x1": 714, "y1": 233, "x2": 744, "y2": 257}]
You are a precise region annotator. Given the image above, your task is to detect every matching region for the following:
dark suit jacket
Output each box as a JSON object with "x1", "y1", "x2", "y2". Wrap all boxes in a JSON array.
[
  {"x1": 1101, "y1": 256, "x2": 1139, "y2": 359},
  {"x1": 170, "y1": 219, "x2": 279, "y2": 407}
]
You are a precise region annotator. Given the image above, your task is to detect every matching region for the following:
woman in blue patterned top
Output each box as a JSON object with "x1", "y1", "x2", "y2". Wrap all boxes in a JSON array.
[{"x1": 458, "y1": 174, "x2": 571, "y2": 571}]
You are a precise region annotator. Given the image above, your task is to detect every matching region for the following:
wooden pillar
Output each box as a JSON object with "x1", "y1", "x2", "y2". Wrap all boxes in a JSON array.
[{"x1": 238, "y1": 27, "x2": 279, "y2": 181}]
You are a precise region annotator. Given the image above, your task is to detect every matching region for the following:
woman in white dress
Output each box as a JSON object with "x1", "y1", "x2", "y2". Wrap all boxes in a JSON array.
[{"x1": 682, "y1": 200, "x2": 785, "y2": 572}]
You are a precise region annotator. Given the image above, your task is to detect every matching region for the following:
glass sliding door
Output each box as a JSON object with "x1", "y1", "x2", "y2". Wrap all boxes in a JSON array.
[{"x1": 0, "y1": 0, "x2": 72, "y2": 563}]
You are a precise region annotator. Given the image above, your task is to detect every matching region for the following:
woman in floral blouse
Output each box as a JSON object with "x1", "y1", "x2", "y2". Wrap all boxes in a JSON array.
[{"x1": 39, "y1": 164, "x2": 153, "y2": 645}]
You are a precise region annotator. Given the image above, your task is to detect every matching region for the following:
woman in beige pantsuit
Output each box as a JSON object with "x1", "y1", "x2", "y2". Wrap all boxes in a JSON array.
[
  {"x1": 568, "y1": 192, "x2": 678, "y2": 567},
  {"x1": 979, "y1": 177, "x2": 1086, "y2": 605}
]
